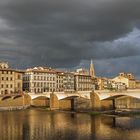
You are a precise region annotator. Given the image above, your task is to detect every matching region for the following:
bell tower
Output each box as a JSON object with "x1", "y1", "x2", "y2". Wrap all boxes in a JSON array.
[{"x1": 89, "y1": 60, "x2": 95, "y2": 77}]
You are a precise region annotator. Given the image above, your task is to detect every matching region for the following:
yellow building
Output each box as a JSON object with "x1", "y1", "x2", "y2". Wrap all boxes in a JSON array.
[
  {"x1": 74, "y1": 74, "x2": 94, "y2": 91},
  {"x1": 0, "y1": 62, "x2": 23, "y2": 95},
  {"x1": 113, "y1": 76, "x2": 129, "y2": 88},
  {"x1": 113, "y1": 72, "x2": 136, "y2": 89},
  {"x1": 96, "y1": 78, "x2": 106, "y2": 90},
  {"x1": 136, "y1": 80, "x2": 140, "y2": 89}
]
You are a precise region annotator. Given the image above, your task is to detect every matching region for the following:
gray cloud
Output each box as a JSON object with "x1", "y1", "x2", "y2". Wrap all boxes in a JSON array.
[{"x1": 0, "y1": 0, "x2": 140, "y2": 77}]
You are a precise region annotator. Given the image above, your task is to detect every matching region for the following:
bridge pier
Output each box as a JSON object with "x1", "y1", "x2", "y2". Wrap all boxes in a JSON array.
[
  {"x1": 90, "y1": 91, "x2": 115, "y2": 111},
  {"x1": 112, "y1": 99, "x2": 116, "y2": 110},
  {"x1": 71, "y1": 98, "x2": 75, "y2": 111},
  {"x1": 50, "y1": 93, "x2": 59, "y2": 110},
  {"x1": 90, "y1": 91, "x2": 101, "y2": 111}
]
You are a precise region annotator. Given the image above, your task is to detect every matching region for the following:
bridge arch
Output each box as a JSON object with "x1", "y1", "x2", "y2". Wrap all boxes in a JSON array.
[
  {"x1": 32, "y1": 96, "x2": 50, "y2": 100},
  {"x1": 59, "y1": 95, "x2": 79, "y2": 100},
  {"x1": 13, "y1": 95, "x2": 22, "y2": 100},
  {"x1": 28, "y1": 94, "x2": 50, "y2": 100},
  {"x1": 31, "y1": 95, "x2": 50, "y2": 107},
  {"x1": 100, "y1": 93, "x2": 140, "y2": 101},
  {"x1": 96, "y1": 91, "x2": 140, "y2": 110},
  {"x1": 1, "y1": 96, "x2": 11, "y2": 101}
]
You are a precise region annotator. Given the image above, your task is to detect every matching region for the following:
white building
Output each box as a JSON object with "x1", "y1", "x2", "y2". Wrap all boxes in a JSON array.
[{"x1": 23, "y1": 67, "x2": 56, "y2": 93}]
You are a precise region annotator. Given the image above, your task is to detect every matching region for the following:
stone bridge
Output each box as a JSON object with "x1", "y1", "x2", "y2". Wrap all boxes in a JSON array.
[
  {"x1": 0, "y1": 94, "x2": 23, "y2": 100},
  {"x1": 0, "y1": 94, "x2": 31, "y2": 109},
  {"x1": 29, "y1": 91, "x2": 90, "y2": 100},
  {"x1": 28, "y1": 89, "x2": 140, "y2": 110}
]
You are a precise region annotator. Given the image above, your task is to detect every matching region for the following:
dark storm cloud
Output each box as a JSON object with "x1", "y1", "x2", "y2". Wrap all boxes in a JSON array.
[{"x1": 0, "y1": 0, "x2": 140, "y2": 77}]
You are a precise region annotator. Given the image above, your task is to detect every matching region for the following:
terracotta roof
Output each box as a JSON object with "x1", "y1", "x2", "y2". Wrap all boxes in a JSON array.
[{"x1": 25, "y1": 66, "x2": 74, "y2": 75}]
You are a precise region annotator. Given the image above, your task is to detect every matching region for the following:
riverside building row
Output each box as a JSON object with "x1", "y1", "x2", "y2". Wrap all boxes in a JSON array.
[
  {"x1": 1, "y1": 61, "x2": 140, "y2": 95},
  {"x1": 23, "y1": 67, "x2": 94, "y2": 93},
  {"x1": 0, "y1": 61, "x2": 95, "y2": 95},
  {"x1": 23, "y1": 60, "x2": 96, "y2": 93}
]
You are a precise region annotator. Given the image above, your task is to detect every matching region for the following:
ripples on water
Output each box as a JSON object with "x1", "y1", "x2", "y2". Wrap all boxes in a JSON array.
[{"x1": 0, "y1": 109, "x2": 140, "y2": 140}]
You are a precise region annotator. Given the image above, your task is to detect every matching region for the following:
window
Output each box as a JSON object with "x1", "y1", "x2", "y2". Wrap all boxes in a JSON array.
[
  {"x1": 6, "y1": 84, "x2": 8, "y2": 88},
  {"x1": 34, "y1": 82, "x2": 36, "y2": 87},
  {"x1": 10, "y1": 77, "x2": 13, "y2": 81},
  {"x1": 1, "y1": 84, "x2": 4, "y2": 88},
  {"x1": 10, "y1": 84, "x2": 13, "y2": 88},
  {"x1": 6, "y1": 77, "x2": 8, "y2": 81},
  {"x1": 2, "y1": 77, "x2": 4, "y2": 80},
  {"x1": 18, "y1": 83, "x2": 21, "y2": 88},
  {"x1": 10, "y1": 90, "x2": 13, "y2": 94},
  {"x1": 18, "y1": 74, "x2": 21, "y2": 80},
  {"x1": 41, "y1": 82, "x2": 43, "y2": 87}
]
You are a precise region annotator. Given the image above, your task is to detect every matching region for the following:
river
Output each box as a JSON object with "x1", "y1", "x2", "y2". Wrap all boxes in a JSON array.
[{"x1": 0, "y1": 109, "x2": 140, "y2": 140}]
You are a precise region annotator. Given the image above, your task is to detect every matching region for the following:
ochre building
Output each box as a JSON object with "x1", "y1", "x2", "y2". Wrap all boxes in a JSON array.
[{"x1": 0, "y1": 62, "x2": 23, "y2": 95}]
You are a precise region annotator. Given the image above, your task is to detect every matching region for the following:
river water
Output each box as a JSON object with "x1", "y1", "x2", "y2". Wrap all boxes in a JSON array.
[{"x1": 0, "y1": 109, "x2": 140, "y2": 140}]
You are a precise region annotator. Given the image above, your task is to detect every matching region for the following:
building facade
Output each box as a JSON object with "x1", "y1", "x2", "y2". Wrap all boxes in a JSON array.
[
  {"x1": 96, "y1": 77, "x2": 126, "y2": 91},
  {"x1": 74, "y1": 73, "x2": 94, "y2": 91},
  {"x1": 23, "y1": 63, "x2": 96, "y2": 93},
  {"x1": 23, "y1": 67, "x2": 56, "y2": 93},
  {"x1": 0, "y1": 62, "x2": 23, "y2": 95},
  {"x1": 63, "y1": 72, "x2": 75, "y2": 92},
  {"x1": 56, "y1": 72, "x2": 64, "y2": 92},
  {"x1": 136, "y1": 81, "x2": 140, "y2": 89},
  {"x1": 113, "y1": 72, "x2": 136, "y2": 89}
]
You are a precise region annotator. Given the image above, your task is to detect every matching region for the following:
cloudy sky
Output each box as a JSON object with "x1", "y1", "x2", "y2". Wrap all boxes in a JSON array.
[{"x1": 0, "y1": 0, "x2": 140, "y2": 78}]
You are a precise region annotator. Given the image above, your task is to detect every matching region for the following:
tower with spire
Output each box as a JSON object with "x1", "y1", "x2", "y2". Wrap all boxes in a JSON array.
[{"x1": 89, "y1": 59, "x2": 95, "y2": 77}]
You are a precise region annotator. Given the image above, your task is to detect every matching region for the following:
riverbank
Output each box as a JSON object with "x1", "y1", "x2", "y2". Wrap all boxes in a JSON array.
[
  {"x1": 30, "y1": 106, "x2": 140, "y2": 117},
  {"x1": 0, "y1": 105, "x2": 30, "y2": 111},
  {"x1": 112, "y1": 109, "x2": 140, "y2": 116},
  {"x1": 29, "y1": 106, "x2": 140, "y2": 116},
  {"x1": 1, "y1": 105, "x2": 140, "y2": 117}
]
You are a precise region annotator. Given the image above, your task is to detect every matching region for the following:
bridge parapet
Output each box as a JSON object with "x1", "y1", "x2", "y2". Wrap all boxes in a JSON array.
[
  {"x1": 28, "y1": 91, "x2": 92, "y2": 100},
  {"x1": 95, "y1": 89, "x2": 140, "y2": 100}
]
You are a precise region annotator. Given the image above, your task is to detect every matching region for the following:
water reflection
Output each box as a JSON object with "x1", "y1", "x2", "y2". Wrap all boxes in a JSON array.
[{"x1": 0, "y1": 109, "x2": 140, "y2": 140}]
